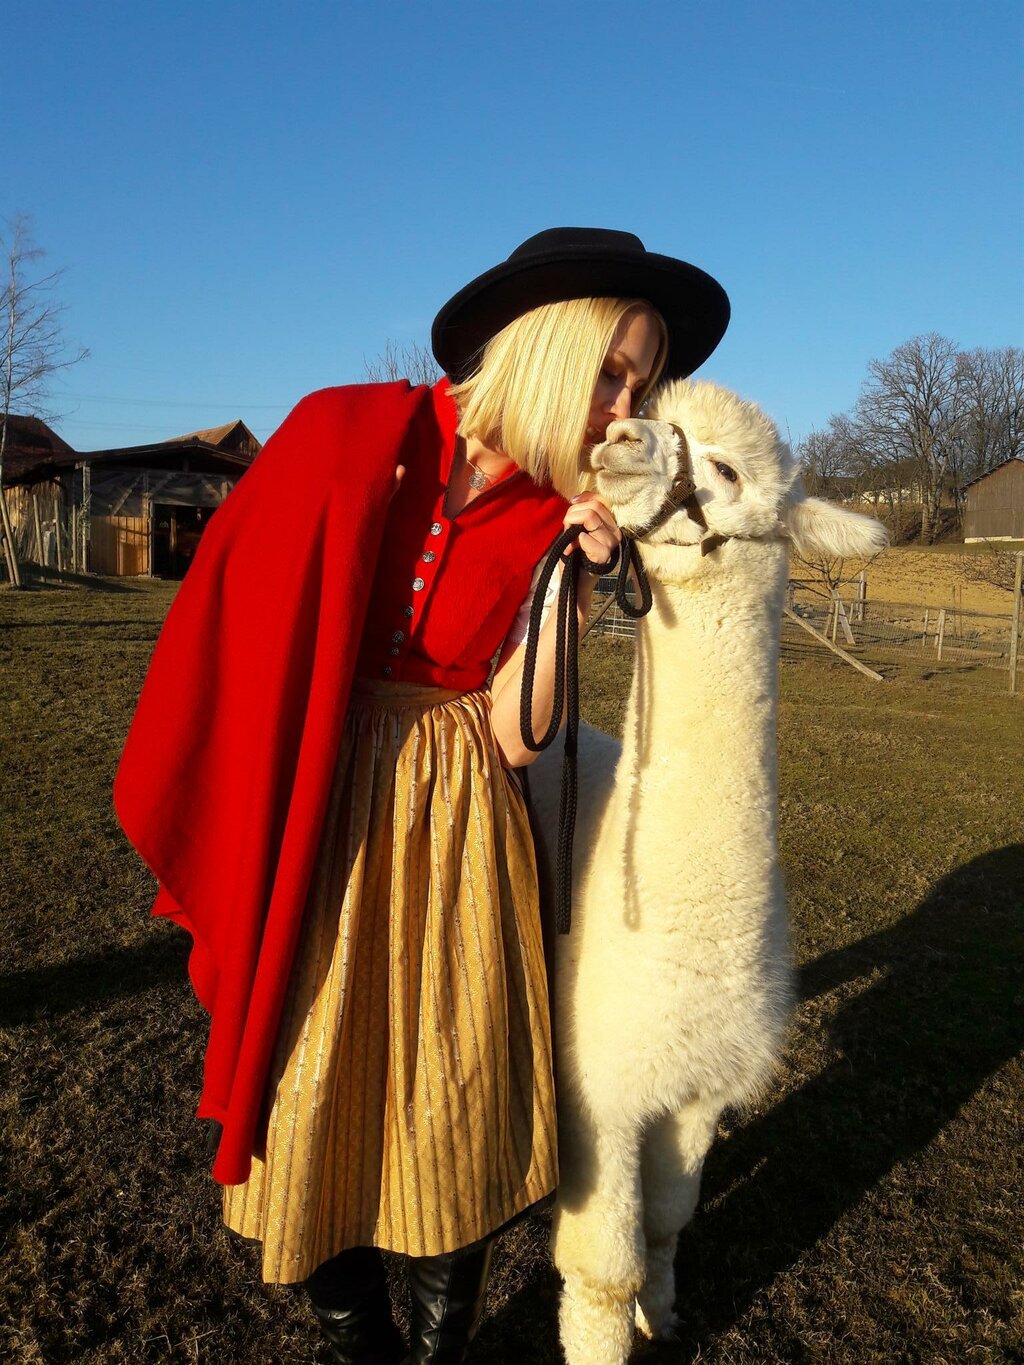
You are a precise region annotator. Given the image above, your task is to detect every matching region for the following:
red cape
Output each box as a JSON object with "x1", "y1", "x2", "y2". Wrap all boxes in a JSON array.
[{"x1": 114, "y1": 380, "x2": 431, "y2": 1183}]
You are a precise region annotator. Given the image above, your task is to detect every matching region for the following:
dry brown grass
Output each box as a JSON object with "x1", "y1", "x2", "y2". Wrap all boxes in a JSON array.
[
  {"x1": 2, "y1": 576, "x2": 1022, "y2": 1363},
  {"x1": 866, "y1": 546, "x2": 1020, "y2": 614}
]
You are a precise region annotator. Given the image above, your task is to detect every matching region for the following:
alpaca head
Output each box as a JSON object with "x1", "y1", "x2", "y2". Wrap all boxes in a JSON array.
[{"x1": 590, "y1": 378, "x2": 889, "y2": 569}]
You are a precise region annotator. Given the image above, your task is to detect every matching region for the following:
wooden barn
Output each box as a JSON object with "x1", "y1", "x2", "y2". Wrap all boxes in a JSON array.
[
  {"x1": 963, "y1": 457, "x2": 1024, "y2": 542},
  {"x1": 3, "y1": 417, "x2": 261, "y2": 577}
]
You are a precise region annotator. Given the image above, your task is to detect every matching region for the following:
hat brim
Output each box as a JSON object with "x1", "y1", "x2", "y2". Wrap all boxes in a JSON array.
[{"x1": 431, "y1": 247, "x2": 730, "y2": 383}]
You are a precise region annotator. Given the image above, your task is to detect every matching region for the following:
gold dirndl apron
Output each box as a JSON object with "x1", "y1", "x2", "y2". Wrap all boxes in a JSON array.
[{"x1": 222, "y1": 680, "x2": 558, "y2": 1282}]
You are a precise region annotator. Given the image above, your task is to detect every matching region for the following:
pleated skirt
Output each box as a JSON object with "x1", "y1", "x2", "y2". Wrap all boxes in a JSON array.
[{"x1": 222, "y1": 680, "x2": 558, "y2": 1283}]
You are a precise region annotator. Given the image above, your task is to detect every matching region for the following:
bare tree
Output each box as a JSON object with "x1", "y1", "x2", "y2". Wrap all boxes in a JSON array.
[
  {"x1": 791, "y1": 542, "x2": 885, "y2": 602},
  {"x1": 953, "y1": 346, "x2": 1024, "y2": 494},
  {"x1": 841, "y1": 412, "x2": 918, "y2": 541},
  {"x1": 790, "y1": 546, "x2": 849, "y2": 598},
  {"x1": 797, "y1": 338, "x2": 1021, "y2": 549},
  {"x1": 0, "y1": 215, "x2": 89, "y2": 587},
  {"x1": 364, "y1": 340, "x2": 440, "y2": 387},
  {"x1": 798, "y1": 412, "x2": 918, "y2": 542},
  {"x1": 959, "y1": 543, "x2": 1023, "y2": 595},
  {"x1": 855, "y1": 333, "x2": 960, "y2": 544},
  {"x1": 795, "y1": 427, "x2": 850, "y2": 499}
]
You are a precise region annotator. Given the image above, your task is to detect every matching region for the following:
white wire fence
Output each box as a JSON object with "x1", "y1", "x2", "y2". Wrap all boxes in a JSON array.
[
  {"x1": 785, "y1": 588, "x2": 1014, "y2": 672},
  {"x1": 587, "y1": 577, "x2": 1022, "y2": 691},
  {"x1": 587, "y1": 578, "x2": 641, "y2": 638}
]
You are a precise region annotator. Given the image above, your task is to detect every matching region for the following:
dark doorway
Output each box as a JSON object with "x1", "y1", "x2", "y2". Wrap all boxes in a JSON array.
[{"x1": 152, "y1": 504, "x2": 215, "y2": 578}]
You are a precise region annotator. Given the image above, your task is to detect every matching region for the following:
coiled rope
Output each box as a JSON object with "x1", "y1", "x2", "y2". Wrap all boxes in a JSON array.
[{"x1": 519, "y1": 528, "x2": 653, "y2": 933}]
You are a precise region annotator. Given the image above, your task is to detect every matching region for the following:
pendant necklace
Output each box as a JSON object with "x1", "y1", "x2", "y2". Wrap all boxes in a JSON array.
[{"x1": 466, "y1": 458, "x2": 499, "y2": 491}]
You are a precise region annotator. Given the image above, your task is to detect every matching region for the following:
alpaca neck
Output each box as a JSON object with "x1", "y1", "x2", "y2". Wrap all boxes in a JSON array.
[{"x1": 618, "y1": 542, "x2": 787, "y2": 803}]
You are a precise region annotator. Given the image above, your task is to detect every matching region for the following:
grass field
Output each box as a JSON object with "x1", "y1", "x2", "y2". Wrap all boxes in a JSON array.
[{"x1": 2, "y1": 575, "x2": 1022, "y2": 1363}]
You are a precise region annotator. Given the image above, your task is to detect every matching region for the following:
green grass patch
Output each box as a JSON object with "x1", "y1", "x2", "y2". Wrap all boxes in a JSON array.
[{"x1": 2, "y1": 578, "x2": 1022, "y2": 1363}]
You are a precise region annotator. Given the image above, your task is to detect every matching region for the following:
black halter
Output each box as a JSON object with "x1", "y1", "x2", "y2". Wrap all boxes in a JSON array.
[{"x1": 625, "y1": 424, "x2": 729, "y2": 554}]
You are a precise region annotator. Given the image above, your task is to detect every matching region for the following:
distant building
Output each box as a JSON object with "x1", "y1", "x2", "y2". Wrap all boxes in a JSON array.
[
  {"x1": 962, "y1": 458, "x2": 1024, "y2": 542},
  {"x1": 3, "y1": 413, "x2": 76, "y2": 473},
  {"x1": 3, "y1": 416, "x2": 261, "y2": 576}
]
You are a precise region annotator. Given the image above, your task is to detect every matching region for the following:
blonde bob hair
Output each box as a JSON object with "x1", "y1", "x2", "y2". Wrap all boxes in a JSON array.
[{"x1": 447, "y1": 296, "x2": 668, "y2": 499}]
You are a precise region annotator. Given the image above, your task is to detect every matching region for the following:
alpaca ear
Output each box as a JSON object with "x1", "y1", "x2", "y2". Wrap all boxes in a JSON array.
[{"x1": 783, "y1": 496, "x2": 889, "y2": 559}]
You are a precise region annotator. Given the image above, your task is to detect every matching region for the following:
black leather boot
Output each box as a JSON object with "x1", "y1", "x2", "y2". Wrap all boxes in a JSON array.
[
  {"x1": 304, "y1": 1247, "x2": 407, "y2": 1365},
  {"x1": 405, "y1": 1240, "x2": 494, "y2": 1364}
]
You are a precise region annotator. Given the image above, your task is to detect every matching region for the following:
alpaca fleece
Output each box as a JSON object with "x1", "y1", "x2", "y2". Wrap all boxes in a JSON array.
[{"x1": 528, "y1": 379, "x2": 888, "y2": 1365}]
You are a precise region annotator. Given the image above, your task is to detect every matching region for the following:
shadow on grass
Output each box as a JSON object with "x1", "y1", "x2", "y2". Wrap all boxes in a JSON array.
[
  {"x1": 472, "y1": 1261, "x2": 562, "y2": 1365},
  {"x1": 7, "y1": 850, "x2": 1017, "y2": 1362},
  {"x1": 472, "y1": 844, "x2": 1023, "y2": 1362},
  {"x1": 22, "y1": 565, "x2": 150, "y2": 594},
  {"x1": 648, "y1": 841, "x2": 1024, "y2": 1357},
  {"x1": 921, "y1": 664, "x2": 1004, "y2": 679},
  {"x1": 0, "y1": 933, "x2": 189, "y2": 1028}
]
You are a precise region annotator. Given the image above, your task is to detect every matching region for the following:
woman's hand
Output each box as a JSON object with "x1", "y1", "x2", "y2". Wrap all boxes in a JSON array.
[
  {"x1": 562, "y1": 492, "x2": 621, "y2": 570},
  {"x1": 488, "y1": 493, "x2": 622, "y2": 768}
]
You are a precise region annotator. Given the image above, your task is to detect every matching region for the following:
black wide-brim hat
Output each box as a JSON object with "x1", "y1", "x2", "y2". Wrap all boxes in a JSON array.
[{"x1": 431, "y1": 227, "x2": 730, "y2": 383}]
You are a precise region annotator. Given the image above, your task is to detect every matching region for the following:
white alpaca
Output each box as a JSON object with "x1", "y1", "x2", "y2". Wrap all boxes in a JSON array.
[{"x1": 526, "y1": 379, "x2": 888, "y2": 1365}]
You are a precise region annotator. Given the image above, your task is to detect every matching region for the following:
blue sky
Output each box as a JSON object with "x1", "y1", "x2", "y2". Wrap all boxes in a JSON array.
[{"x1": 6, "y1": 0, "x2": 1022, "y2": 451}]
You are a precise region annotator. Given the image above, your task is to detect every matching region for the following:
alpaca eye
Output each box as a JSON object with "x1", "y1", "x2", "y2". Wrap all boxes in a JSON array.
[{"x1": 715, "y1": 461, "x2": 738, "y2": 484}]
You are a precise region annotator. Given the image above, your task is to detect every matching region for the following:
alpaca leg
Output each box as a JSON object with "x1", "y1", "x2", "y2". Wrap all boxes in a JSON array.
[
  {"x1": 635, "y1": 1100, "x2": 719, "y2": 1340},
  {"x1": 552, "y1": 1114, "x2": 644, "y2": 1365}
]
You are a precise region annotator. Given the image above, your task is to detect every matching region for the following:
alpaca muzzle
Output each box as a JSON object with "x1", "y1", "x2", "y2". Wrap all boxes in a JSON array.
[{"x1": 621, "y1": 424, "x2": 726, "y2": 554}]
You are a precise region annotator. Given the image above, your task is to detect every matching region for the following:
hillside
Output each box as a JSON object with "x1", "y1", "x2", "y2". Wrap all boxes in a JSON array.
[{"x1": 793, "y1": 543, "x2": 1022, "y2": 616}]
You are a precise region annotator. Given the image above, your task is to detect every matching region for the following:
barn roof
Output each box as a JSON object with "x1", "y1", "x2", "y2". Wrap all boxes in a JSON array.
[
  {"x1": 963, "y1": 456, "x2": 1024, "y2": 492},
  {"x1": 172, "y1": 420, "x2": 241, "y2": 444},
  {"x1": 1, "y1": 414, "x2": 75, "y2": 483},
  {"x1": 163, "y1": 419, "x2": 260, "y2": 452},
  {"x1": 2, "y1": 416, "x2": 262, "y2": 487}
]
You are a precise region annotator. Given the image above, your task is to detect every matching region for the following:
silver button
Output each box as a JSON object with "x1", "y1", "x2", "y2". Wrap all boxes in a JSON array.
[
  {"x1": 412, "y1": 576, "x2": 425, "y2": 591},
  {"x1": 430, "y1": 521, "x2": 443, "y2": 536},
  {"x1": 390, "y1": 646, "x2": 400, "y2": 656},
  {"x1": 403, "y1": 605, "x2": 414, "y2": 617},
  {"x1": 422, "y1": 550, "x2": 436, "y2": 563},
  {"x1": 392, "y1": 630, "x2": 405, "y2": 643},
  {"x1": 383, "y1": 665, "x2": 393, "y2": 677}
]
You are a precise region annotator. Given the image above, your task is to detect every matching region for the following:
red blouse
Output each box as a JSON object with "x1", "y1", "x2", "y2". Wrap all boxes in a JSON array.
[{"x1": 355, "y1": 379, "x2": 569, "y2": 690}]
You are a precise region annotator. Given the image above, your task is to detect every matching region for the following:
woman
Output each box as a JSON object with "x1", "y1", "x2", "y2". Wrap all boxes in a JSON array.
[{"x1": 114, "y1": 227, "x2": 729, "y2": 1364}]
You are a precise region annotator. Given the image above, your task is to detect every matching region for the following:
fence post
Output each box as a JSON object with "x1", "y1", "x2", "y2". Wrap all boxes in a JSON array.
[
  {"x1": 32, "y1": 493, "x2": 44, "y2": 564},
  {"x1": 80, "y1": 462, "x2": 91, "y2": 574},
  {"x1": 783, "y1": 606, "x2": 885, "y2": 681},
  {"x1": 1010, "y1": 553, "x2": 1023, "y2": 696},
  {"x1": 830, "y1": 589, "x2": 856, "y2": 645},
  {"x1": 856, "y1": 570, "x2": 866, "y2": 623},
  {"x1": 54, "y1": 489, "x2": 64, "y2": 572},
  {"x1": 144, "y1": 476, "x2": 152, "y2": 577},
  {"x1": 936, "y1": 608, "x2": 946, "y2": 661},
  {"x1": 922, "y1": 608, "x2": 930, "y2": 650}
]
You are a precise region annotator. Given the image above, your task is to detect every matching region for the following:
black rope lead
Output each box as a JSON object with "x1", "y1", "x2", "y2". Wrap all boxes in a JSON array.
[
  {"x1": 610, "y1": 534, "x2": 653, "y2": 619},
  {"x1": 519, "y1": 528, "x2": 654, "y2": 933}
]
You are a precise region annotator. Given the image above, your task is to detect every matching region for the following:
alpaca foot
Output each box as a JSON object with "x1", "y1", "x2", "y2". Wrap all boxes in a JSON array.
[
  {"x1": 636, "y1": 1299, "x2": 679, "y2": 1341},
  {"x1": 560, "y1": 1274, "x2": 636, "y2": 1365},
  {"x1": 635, "y1": 1235, "x2": 679, "y2": 1340}
]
